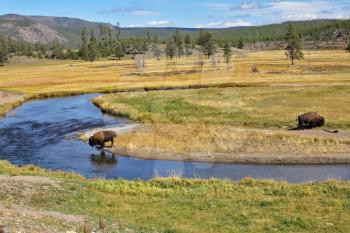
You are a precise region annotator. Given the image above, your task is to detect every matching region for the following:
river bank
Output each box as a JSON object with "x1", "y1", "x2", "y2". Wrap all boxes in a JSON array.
[
  {"x1": 81, "y1": 125, "x2": 350, "y2": 164},
  {"x1": 0, "y1": 160, "x2": 350, "y2": 233},
  {"x1": 89, "y1": 86, "x2": 350, "y2": 164},
  {"x1": 2, "y1": 89, "x2": 350, "y2": 166},
  {"x1": 0, "y1": 91, "x2": 26, "y2": 117}
]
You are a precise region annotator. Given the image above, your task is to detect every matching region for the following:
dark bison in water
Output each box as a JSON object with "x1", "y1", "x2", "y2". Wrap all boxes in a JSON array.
[
  {"x1": 89, "y1": 131, "x2": 116, "y2": 148},
  {"x1": 297, "y1": 112, "x2": 325, "y2": 129}
]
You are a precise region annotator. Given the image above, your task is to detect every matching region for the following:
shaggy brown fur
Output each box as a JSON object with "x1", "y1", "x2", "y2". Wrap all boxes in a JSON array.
[
  {"x1": 297, "y1": 112, "x2": 325, "y2": 129},
  {"x1": 89, "y1": 131, "x2": 116, "y2": 148}
]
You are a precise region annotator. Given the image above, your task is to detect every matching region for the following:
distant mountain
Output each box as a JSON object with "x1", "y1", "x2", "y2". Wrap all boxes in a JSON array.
[
  {"x1": 0, "y1": 14, "x2": 349, "y2": 48},
  {"x1": 0, "y1": 14, "x2": 202, "y2": 47}
]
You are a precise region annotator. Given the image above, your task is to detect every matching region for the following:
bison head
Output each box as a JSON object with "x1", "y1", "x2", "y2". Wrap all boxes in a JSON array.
[
  {"x1": 317, "y1": 116, "x2": 325, "y2": 127},
  {"x1": 88, "y1": 136, "x2": 96, "y2": 147}
]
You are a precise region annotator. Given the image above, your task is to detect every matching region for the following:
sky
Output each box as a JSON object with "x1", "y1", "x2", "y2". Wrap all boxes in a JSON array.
[{"x1": 0, "y1": 0, "x2": 349, "y2": 28}]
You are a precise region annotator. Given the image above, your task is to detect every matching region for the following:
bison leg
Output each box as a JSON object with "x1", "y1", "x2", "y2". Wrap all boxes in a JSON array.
[
  {"x1": 298, "y1": 120, "x2": 304, "y2": 130},
  {"x1": 99, "y1": 141, "x2": 105, "y2": 148},
  {"x1": 311, "y1": 121, "x2": 318, "y2": 129},
  {"x1": 111, "y1": 138, "x2": 115, "y2": 147}
]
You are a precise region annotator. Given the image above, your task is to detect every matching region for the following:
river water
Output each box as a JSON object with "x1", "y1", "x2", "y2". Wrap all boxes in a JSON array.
[{"x1": 1, "y1": 94, "x2": 349, "y2": 183}]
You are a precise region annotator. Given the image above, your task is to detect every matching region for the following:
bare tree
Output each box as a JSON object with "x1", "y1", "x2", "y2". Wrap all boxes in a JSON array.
[
  {"x1": 193, "y1": 50, "x2": 205, "y2": 72},
  {"x1": 223, "y1": 42, "x2": 232, "y2": 71},
  {"x1": 152, "y1": 44, "x2": 161, "y2": 60},
  {"x1": 210, "y1": 54, "x2": 220, "y2": 71},
  {"x1": 134, "y1": 54, "x2": 145, "y2": 76}
]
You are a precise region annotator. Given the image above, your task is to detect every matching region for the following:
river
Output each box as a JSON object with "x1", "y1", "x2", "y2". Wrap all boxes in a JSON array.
[{"x1": 1, "y1": 94, "x2": 349, "y2": 183}]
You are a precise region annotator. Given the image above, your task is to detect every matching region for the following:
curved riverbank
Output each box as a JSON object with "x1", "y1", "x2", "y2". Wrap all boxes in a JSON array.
[
  {"x1": 2, "y1": 91, "x2": 350, "y2": 165},
  {"x1": 90, "y1": 89, "x2": 350, "y2": 164},
  {"x1": 0, "y1": 91, "x2": 26, "y2": 117},
  {"x1": 81, "y1": 125, "x2": 350, "y2": 164},
  {"x1": 110, "y1": 147, "x2": 350, "y2": 164},
  {"x1": 1, "y1": 92, "x2": 350, "y2": 182}
]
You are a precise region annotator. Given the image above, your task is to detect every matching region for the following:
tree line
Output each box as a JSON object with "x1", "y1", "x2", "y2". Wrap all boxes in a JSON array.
[{"x1": 1, "y1": 22, "x2": 348, "y2": 66}]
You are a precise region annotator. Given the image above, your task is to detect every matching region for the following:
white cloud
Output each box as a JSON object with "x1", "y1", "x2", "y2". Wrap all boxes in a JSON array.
[
  {"x1": 196, "y1": 19, "x2": 253, "y2": 28},
  {"x1": 281, "y1": 14, "x2": 318, "y2": 21},
  {"x1": 132, "y1": 10, "x2": 155, "y2": 16},
  {"x1": 266, "y1": 1, "x2": 350, "y2": 22},
  {"x1": 149, "y1": 20, "x2": 173, "y2": 27},
  {"x1": 205, "y1": 3, "x2": 233, "y2": 10},
  {"x1": 206, "y1": 1, "x2": 260, "y2": 11},
  {"x1": 240, "y1": 2, "x2": 259, "y2": 9},
  {"x1": 268, "y1": 1, "x2": 332, "y2": 13}
]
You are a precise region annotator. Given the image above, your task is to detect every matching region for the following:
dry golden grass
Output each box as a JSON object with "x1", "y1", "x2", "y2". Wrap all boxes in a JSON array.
[
  {"x1": 116, "y1": 123, "x2": 350, "y2": 157},
  {"x1": 1, "y1": 50, "x2": 349, "y2": 95},
  {"x1": 2, "y1": 50, "x2": 350, "y2": 158}
]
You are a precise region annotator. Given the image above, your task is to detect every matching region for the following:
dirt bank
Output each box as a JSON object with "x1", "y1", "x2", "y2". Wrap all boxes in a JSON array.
[
  {"x1": 0, "y1": 175, "x2": 84, "y2": 233},
  {"x1": 0, "y1": 91, "x2": 23, "y2": 106},
  {"x1": 109, "y1": 147, "x2": 350, "y2": 164},
  {"x1": 82, "y1": 126, "x2": 350, "y2": 164},
  {"x1": 0, "y1": 91, "x2": 25, "y2": 117}
]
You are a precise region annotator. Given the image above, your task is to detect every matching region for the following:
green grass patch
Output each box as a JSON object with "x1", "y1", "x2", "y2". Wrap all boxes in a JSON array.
[
  {"x1": 1, "y1": 160, "x2": 350, "y2": 232},
  {"x1": 94, "y1": 86, "x2": 350, "y2": 129}
]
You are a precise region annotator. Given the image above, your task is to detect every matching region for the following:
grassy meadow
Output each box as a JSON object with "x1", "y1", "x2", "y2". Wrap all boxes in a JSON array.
[
  {"x1": 1, "y1": 50, "x2": 350, "y2": 231},
  {"x1": 93, "y1": 85, "x2": 350, "y2": 156},
  {"x1": 1, "y1": 160, "x2": 350, "y2": 232},
  {"x1": 93, "y1": 86, "x2": 350, "y2": 128},
  {"x1": 2, "y1": 49, "x2": 350, "y2": 157},
  {"x1": 0, "y1": 50, "x2": 349, "y2": 95}
]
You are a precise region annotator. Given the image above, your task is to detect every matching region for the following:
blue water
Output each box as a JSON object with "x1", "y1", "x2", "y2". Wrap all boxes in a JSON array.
[{"x1": 1, "y1": 94, "x2": 349, "y2": 183}]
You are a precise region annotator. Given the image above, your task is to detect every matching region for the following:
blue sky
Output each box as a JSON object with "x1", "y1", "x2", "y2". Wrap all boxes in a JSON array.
[{"x1": 0, "y1": 0, "x2": 349, "y2": 28}]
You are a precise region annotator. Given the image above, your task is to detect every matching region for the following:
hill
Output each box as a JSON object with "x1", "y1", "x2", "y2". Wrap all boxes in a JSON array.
[{"x1": 0, "y1": 14, "x2": 349, "y2": 47}]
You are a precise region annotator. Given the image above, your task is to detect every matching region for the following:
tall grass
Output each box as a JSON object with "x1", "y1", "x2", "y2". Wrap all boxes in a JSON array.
[{"x1": 1, "y1": 161, "x2": 349, "y2": 232}]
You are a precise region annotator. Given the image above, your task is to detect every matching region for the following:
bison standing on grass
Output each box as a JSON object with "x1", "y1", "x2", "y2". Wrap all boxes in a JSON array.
[
  {"x1": 89, "y1": 131, "x2": 116, "y2": 148},
  {"x1": 297, "y1": 112, "x2": 325, "y2": 130}
]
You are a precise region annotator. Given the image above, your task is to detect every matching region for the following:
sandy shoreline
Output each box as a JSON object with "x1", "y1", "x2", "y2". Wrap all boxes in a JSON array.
[
  {"x1": 0, "y1": 91, "x2": 25, "y2": 117},
  {"x1": 109, "y1": 147, "x2": 350, "y2": 164},
  {"x1": 81, "y1": 126, "x2": 350, "y2": 164},
  {"x1": 0, "y1": 91, "x2": 23, "y2": 106}
]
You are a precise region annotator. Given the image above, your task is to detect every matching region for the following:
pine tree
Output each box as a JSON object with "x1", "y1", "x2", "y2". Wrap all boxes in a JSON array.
[
  {"x1": 67, "y1": 48, "x2": 79, "y2": 60},
  {"x1": 165, "y1": 39, "x2": 176, "y2": 60},
  {"x1": 197, "y1": 30, "x2": 216, "y2": 58},
  {"x1": 88, "y1": 29, "x2": 99, "y2": 63},
  {"x1": 152, "y1": 35, "x2": 160, "y2": 44},
  {"x1": 79, "y1": 28, "x2": 88, "y2": 60},
  {"x1": 173, "y1": 30, "x2": 184, "y2": 58},
  {"x1": 114, "y1": 41, "x2": 124, "y2": 60},
  {"x1": 223, "y1": 42, "x2": 232, "y2": 70},
  {"x1": 146, "y1": 32, "x2": 152, "y2": 43},
  {"x1": 0, "y1": 36, "x2": 9, "y2": 65},
  {"x1": 237, "y1": 38, "x2": 244, "y2": 49},
  {"x1": 285, "y1": 24, "x2": 303, "y2": 65},
  {"x1": 108, "y1": 26, "x2": 113, "y2": 52},
  {"x1": 34, "y1": 42, "x2": 46, "y2": 59},
  {"x1": 50, "y1": 38, "x2": 63, "y2": 59},
  {"x1": 99, "y1": 25, "x2": 111, "y2": 57},
  {"x1": 116, "y1": 22, "x2": 121, "y2": 42},
  {"x1": 184, "y1": 34, "x2": 192, "y2": 57},
  {"x1": 132, "y1": 37, "x2": 148, "y2": 55}
]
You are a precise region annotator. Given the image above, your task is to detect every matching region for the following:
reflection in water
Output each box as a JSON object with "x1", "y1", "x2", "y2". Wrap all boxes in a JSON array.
[
  {"x1": 0, "y1": 94, "x2": 350, "y2": 183},
  {"x1": 90, "y1": 151, "x2": 118, "y2": 165}
]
